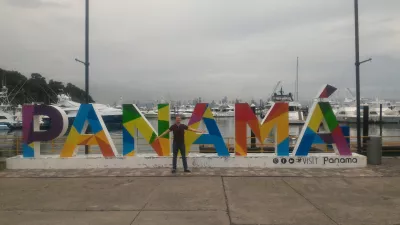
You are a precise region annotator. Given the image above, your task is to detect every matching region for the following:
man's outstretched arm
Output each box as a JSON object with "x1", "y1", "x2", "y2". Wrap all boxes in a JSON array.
[
  {"x1": 188, "y1": 127, "x2": 205, "y2": 133},
  {"x1": 158, "y1": 129, "x2": 171, "y2": 139}
]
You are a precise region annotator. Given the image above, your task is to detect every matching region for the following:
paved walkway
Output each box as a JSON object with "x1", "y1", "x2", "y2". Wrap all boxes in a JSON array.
[{"x1": 0, "y1": 158, "x2": 400, "y2": 225}]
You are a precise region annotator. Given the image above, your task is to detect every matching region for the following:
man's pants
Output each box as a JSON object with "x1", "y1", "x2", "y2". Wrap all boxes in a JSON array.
[{"x1": 172, "y1": 142, "x2": 188, "y2": 170}]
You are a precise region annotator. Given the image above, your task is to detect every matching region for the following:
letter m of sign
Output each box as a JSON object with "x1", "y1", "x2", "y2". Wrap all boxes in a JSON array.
[{"x1": 235, "y1": 102, "x2": 289, "y2": 156}]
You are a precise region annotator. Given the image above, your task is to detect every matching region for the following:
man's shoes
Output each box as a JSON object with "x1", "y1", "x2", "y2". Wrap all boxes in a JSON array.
[
  {"x1": 184, "y1": 169, "x2": 191, "y2": 173},
  {"x1": 171, "y1": 169, "x2": 176, "y2": 174}
]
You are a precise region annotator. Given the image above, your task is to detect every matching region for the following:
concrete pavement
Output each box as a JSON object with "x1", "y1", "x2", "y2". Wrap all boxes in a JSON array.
[{"x1": 1, "y1": 158, "x2": 400, "y2": 224}]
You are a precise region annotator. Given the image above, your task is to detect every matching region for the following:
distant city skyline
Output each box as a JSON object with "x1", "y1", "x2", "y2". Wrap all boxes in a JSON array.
[{"x1": 1, "y1": 0, "x2": 399, "y2": 104}]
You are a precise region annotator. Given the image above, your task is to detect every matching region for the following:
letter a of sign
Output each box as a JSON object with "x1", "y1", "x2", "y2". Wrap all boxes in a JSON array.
[
  {"x1": 293, "y1": 84, "x2": 352, "y2": 156},
  {"x1": 60, "y1": 104, "x2": 118, "y2": 157},
  {"x1": 185, "y1": 103, "x2": 229, "y2": 156}
]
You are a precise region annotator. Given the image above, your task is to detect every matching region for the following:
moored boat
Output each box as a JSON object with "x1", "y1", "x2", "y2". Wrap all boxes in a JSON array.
[
  {"x1": 264, "y1": 87, "x2": 305, "y2": 125},
  {"x1": 44, "y1": 94, "x2": 123, "y2": 125}
]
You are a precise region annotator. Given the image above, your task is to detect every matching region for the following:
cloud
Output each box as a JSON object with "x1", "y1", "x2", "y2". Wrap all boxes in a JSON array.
[
  {"x1": 6, "y1": 0, "x2": 70, "y2": 8},
  {"x1": 0, "y1": 0, "x2": 399, "y2": 104}
]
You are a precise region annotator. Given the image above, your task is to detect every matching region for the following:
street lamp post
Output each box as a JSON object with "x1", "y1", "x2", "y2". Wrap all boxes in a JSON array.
[
  {"x1": 354, "y1": 0, "x2": 361, "y2": 154},
  {"x1": 75, "y1": 0, "x2": 90, "y2": 155},
  {"x1": 84, "y1": 0, "x2": 89, "y2": 155},
  {"x1": 85, "y1": 0, "x2": 89, "y2": 106},
  {"x1": 354, "y1": 0, "x2": 371, "y2": 153}
]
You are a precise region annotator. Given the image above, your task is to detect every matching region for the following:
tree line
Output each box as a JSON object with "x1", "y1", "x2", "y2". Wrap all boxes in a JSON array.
[{"x1": 0, "y1": 68, "x2": 94, "y2": 105}]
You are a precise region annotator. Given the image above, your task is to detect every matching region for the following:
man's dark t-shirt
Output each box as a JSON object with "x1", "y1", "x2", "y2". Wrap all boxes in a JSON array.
[{"x1": 169, "y1": 124, "x2": 188, "y2": 144}]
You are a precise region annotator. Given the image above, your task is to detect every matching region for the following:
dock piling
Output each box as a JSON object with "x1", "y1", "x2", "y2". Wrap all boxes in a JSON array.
[
  {"x1": 250, "y1": 104, "x2": 256, "y2": 148},
  {"x1": 363, "y1": 105, "x2": 369, "y2": 150},
  {"x1": 379, "y1": 104, "x2": 383, "y2": 136},
  {"x1": 367, "y1": 136, "x2": 382, "y2": 165}
]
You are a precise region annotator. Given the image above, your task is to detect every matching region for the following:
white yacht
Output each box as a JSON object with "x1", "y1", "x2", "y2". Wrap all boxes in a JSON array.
[
  {"x1": 0, "y1": 111, "x2": 16, "y2": 130},
  {"x1": 335, "y1": 98, "x2": 400, "y2": 123},
  {"x1": 0, "y1": 86, "x2": 18, "y2": 129},
  {"x1": 367, "y1": 99, "x2": 400, "y2": 123},
  {"x1": 288, "y1": 102, "x2": 305, "y2": 125},
  {"x1": 264, "y1": 87, "x2": 305, "y2": 125},
  {"x1": 144, "y1": 108, "x2": 159, "y2": 119},
  {"x1": 142, "y1": 104, "x2": 194, "y2": 119},
  {"x1": 47, "y1": 94, "x2": 123, "y2": 125},
  {"x1": 171, "y1": 105, "x2": 193, "y2": 119},
  {"x1": 212, "y1": 104, "x2": 235, "y2": 117}
]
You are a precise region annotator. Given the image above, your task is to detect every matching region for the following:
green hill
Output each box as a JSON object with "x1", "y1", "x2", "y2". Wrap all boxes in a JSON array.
[{"x1": 0, "y1": 68, "x2": 94, "y2": 105}]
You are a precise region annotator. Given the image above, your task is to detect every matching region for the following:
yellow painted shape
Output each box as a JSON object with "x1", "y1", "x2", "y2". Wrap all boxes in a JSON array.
[
  {"x1": 260, "y1": 115, "x2": 280, "y2": 141},
  {"x1": 275, "y1": 113, "x2": 289, "y2": 143},
  {"x1": 235, "y1": 142, "x2": 245, "y2": 156},
  {"x1": 308, "y1": 104, "x2": 323, "y2": 132},
  {"x1": 134, "y1": 118, "x2": 154, "y2": 141},
  {"x1": 184, "y1": 132, "x2": 200, "y2": 155},
  {"x1": 260, "y1": 121, "x2": 274, "y2": 141},
  {"x1": 66, "y1": 127, "x2": 80, "y2": 143},
  {"x1": 189, "y1": 121, "x2": 201, "y2": 129},
  {"x1": 159, "y1": 138, "x2": 170, "y2": 156},
  {"x1": 125, "y1": 118, "x2": 155, "y2": 141},
  {"x1": 126, "y1": 151, "x2": 135, "y2": 156},
  {"x1": 86, "y1": 136, "x2": 98, "y2": 145},
  {"x1": 184, "y1": 121, "x2": 201, "y2": 154},
  {"x1": 185, "y1": 121, "x2": 200, "y2": 143},
  {"x1": 95, "y1": 130, "x2": 109, "y2": 144},
  {"x1": 60, "y1": 143, "x2": 76, "y2": 157},
  {"x1": 77, "y1": 134, "x2": 92, "y2": 145},
  {"x1": 158, "y1": 105, "x2": 170, "y2": 121},
  {"x1": 60, "y1": 127, "x2": 81, "y2": 157},
  {"x1": 123, "y1": 121, "x2": 136, "y2": 137},
  {"x1": 203, "y1": 107, "x2": 214, "y2": 119}
]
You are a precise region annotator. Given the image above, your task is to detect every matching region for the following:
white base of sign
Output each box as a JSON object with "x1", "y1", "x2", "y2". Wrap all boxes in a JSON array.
[{"x1": 6, "y1": 153, "x2": 366, "y2": 169}]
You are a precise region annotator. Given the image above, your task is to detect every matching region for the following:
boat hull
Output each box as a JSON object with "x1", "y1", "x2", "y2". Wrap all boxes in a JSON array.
[
  {"x1": 43, "y1": 114, "x2": 123, "y2": 126},
  {"x1": 289, "y1": 120, "x2": 305, "y2": 125},
  {"x1": 337, "y1": 115, "x2": 400, "y2": 124},
  {"x1": 0, "y1": 124, "x2": 11, "y2": 130},
  {"x1": 67, "y1": 114, "x2": 122, "y2": 125},
  {"x1": 144, "y1": 114, "x2": 158, "y2": 119}
]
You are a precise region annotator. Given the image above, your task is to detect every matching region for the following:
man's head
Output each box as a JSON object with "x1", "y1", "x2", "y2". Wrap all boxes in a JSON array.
[{"x1": 175, "y1": 116, "x2": 181, "y2": 124}]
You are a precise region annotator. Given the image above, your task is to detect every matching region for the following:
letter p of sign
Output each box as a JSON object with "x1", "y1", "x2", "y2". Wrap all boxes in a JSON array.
[{"x1": 22, "y1": 105, "x2": 68, "y2": 158}]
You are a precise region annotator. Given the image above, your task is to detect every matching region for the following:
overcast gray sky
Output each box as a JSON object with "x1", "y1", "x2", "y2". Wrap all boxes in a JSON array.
[{"x1": 0, "y1": 0, "x2": 399, "y2": 104}]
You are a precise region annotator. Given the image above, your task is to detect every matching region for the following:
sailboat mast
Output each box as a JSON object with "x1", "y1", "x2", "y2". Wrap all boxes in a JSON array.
[
  {"x1": 296, "y1": 57, "x2": 299, "y2": 101},
  {"x1": 2, "y1": 70, "x2": 5, "y2": 87}
]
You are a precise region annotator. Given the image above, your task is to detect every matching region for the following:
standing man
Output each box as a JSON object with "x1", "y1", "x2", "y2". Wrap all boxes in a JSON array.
[{"x1": 157, "y1": 116, "x2": 204, "y2": 173}]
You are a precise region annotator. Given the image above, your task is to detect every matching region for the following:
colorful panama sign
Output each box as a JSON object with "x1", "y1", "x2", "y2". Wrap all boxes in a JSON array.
[{"x1": 22, "y1": 84, "x2": 352, "y2": 158}]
